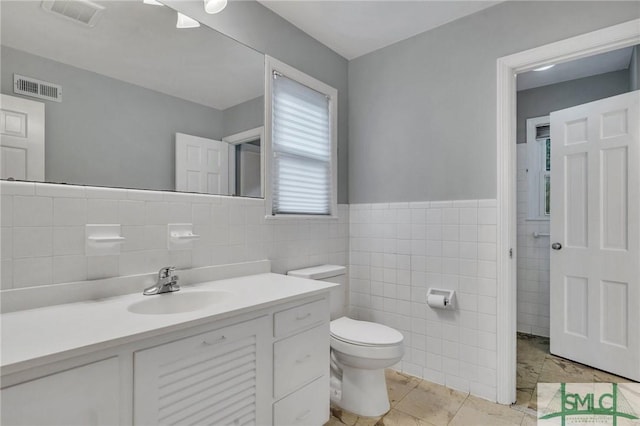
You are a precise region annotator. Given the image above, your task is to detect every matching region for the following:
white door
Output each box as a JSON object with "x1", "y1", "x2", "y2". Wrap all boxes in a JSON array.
[
  {"x1": 0, "y1": 94, "x2": 45, "y2": 181},
  {"x1": 550, "y1": 90, "x2": 640, "y2": 380},
  {"x1": 175, "y1": 133, "x2": 229, "y2": 195}
]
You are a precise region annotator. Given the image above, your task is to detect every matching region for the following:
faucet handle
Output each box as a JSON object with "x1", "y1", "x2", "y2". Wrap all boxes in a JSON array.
[{"x1": 158, "y1": 266, "x2": 176, "y2": 279}]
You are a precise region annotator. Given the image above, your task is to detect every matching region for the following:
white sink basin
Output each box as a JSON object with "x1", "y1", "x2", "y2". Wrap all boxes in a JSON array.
[{"x1": 127, "y1": 291, "x2": 233, "y2": 315}]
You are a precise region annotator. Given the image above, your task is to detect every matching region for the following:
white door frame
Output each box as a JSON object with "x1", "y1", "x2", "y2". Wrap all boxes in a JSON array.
[
  {"x1": 222, "y1": 126, "x2": 265, "y2": 198},
  {"x1": 495, "y1": 18, "x2": 640, "y2": 404}
]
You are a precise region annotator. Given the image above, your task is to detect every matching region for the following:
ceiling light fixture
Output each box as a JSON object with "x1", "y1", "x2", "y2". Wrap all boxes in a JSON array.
[
  {"x1": 204, "y1": 0, "x2": 227, "y2": 14},
  {"x1": 176, "y1": 12, "x2": 200, "y2": 29},
  {"x1": 142, "y1": 0, "x2": 163, "y2": 5},
  {"x1": 533, "y1": 64, "x2": 555, "y2": 72}
]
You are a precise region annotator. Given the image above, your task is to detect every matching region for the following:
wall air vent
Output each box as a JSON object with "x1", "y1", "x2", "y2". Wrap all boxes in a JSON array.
[
  {"x1": 14, "y1": 74, "x2": 63, "y2": 103},
  {"x1": 41, "y1": 0, "x2": 105, "y2": 27},
  {"x1": 536, "y1": 124, "x2": 550, "y2": 139}
]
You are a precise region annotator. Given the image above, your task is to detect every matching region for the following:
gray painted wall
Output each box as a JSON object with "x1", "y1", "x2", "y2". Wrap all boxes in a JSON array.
[
  {"x1": 223, "y1": 96, "x2": 264, "y2": 137},
  {"x1": 516, "y1": 70, "x2": 630, "y2": 144},
  {"x1": 631, "y1": 45, "x2": 640, "y2": 91},
  {"x1": 348, "y1": 1, "x2": 639, "y2": 203},
  {"x1": 1, "y1": 46, "x2": 225, "y2": 191},
  {"x1": 164, "y1": 0, "x2": 349, "y2": 203}
]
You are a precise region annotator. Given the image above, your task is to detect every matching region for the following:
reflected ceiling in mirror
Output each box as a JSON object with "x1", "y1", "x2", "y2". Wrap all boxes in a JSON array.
[{"x1": 0, "y1": 0, "x2": 265, "y2": 197}]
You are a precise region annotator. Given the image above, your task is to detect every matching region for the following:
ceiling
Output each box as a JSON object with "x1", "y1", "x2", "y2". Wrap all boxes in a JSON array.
[
  {"x1": 258, "y1": 0, "x2": 501, "y2": 60},
  {"x1": 0, "y1": 1, "x2": 264, "y2": 110},
  {"x1": 517, "y1": 46, "x2": 635, "y2": 91}
]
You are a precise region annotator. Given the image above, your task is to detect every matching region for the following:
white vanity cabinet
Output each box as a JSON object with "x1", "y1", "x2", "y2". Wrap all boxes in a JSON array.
[
  {"x1": 272, "y1": 299, "x2": 330, "y2": 426},
  {"x1": 1, "y1": 291, "x2": 332, "y2": 426},
  {"x1": 133, "y1": 316, "x2": 271, "y2": 425},
  {"x1": 1, "y1": 357, "x2": 120, "y2": 426}
]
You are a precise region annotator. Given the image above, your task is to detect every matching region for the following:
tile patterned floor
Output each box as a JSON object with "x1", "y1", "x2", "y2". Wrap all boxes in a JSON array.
[
  {"x1": 324, "y1": 333, "x2": 632, "y2": 426},
  {"x1": 514, "y1": 332, "x2": 629, "y2": 413}
]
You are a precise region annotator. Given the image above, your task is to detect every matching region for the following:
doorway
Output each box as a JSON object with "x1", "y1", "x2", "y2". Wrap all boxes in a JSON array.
[
  {"x1": 495, "y1": 19, "x2": 640, "y2": 405},
  {"x1": 514, "y1": 50, "x2": 638, "y2": 405}
]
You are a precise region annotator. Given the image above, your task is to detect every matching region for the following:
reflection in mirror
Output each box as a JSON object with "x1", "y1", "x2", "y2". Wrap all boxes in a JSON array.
[
  {"x1": 0, "y1": 0, "x2": 264, "y2": 197},
  {"x1": 223, "y1": 127, "x2": 263, "y2": 198}
]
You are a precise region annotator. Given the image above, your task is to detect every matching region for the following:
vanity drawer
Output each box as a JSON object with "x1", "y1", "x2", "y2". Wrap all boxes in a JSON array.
[
  {"x1": 274, "y1": 298, "x2": 328, "y2": 337},
  {"x1": 273, "y1": 376, "x2": 329, "y2": 426},
  {"x1": 273, "y1": 324, "x2": 329, "y2": 398}
]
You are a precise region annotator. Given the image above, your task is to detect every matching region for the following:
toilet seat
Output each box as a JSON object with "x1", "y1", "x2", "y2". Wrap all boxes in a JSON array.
[
  {"x1": 330, "y1": 317, "x2": 403, "y2": 346},
  {"x1": 329, "y1": 317, "x2": 404, "y2": 362}
]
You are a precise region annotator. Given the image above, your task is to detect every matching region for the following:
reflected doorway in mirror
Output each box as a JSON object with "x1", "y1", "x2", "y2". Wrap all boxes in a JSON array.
[{"x1": 223, "y1": 126, "x2": 264, "y2": 198}]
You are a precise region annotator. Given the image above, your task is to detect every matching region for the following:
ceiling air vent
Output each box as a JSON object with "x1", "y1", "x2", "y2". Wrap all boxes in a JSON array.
[
  {"x1": 14, "y1": 74, "x2": 63, "y2": 103},
  {"x1": 41, "y1": 0, "x2": 105, "y2": 27}
]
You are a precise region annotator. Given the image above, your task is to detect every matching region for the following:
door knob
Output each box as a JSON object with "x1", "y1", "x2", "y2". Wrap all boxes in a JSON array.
[{"x1": 552, "y1": 242, "x2": 562, "y2": 250}]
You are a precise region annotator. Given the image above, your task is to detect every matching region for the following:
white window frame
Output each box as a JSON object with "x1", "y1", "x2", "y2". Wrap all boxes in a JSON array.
[
  {"x1": 526, "y1": 115, "x2": 551, "y2": 221},
  {"x1": 264, "y1": 55, "x2": 338, "y2": 219}
]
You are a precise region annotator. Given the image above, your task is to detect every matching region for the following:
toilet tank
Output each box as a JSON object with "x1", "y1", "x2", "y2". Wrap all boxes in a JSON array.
[{"x1": 287, "y1": 265, "x2": 347, "y2": 320}]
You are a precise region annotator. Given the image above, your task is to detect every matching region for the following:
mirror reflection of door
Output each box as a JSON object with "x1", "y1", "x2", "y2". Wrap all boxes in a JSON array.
[
  {"x1": 0, "y1": 94, "x2": 45, "y2": 181},
  {"x1": 175, "y1": 133, "x2": 229, "y2": 195}
]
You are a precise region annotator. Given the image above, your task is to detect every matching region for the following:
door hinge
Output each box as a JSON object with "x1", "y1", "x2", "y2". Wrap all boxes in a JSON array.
[{"x1": 509, "y1": 248, "x2": 513, "y2": 258}]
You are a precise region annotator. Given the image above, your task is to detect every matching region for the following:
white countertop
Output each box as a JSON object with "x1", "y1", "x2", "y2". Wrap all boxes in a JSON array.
[{"x1": 1, "y1": 273, "x2": 335, "y2": 375}]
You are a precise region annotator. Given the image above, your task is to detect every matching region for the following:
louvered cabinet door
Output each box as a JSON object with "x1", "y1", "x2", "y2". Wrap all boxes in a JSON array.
[{"x1": 133, "y1": 316, "x2": 271, "y2": 426}]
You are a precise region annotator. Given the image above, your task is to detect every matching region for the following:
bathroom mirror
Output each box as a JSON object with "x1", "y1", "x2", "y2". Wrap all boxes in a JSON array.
[{"x1": 0, "y1": 0, "x2": 264, "y2": 197}]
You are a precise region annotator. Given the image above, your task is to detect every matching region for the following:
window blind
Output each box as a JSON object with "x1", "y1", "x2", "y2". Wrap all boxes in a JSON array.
[{"x1": 271, "y1": 72, "x2": 332, "y2": 215}]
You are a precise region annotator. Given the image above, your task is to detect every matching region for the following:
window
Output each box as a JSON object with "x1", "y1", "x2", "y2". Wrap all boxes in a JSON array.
[
  {"x1": 526, "y1": 116, "x2": 551, "y2": 220},
  {"x1": 265, "y1": 56, "x2": 337, "y2": 218}
]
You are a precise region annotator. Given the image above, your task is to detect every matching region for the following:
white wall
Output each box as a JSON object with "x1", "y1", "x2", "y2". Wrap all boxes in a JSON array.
[
  {"x1": 348, "y1": 1, "x2": 639, "y2": 203},
  {"x1": 349, "y1": 199, "x2": 498, "y2": 400},
  {"x1": 516, "y1": 145, "x2": 550, "y2": 337},
  {"x1": 0, "y1": 181, "x2": 348, "y2": 291}
]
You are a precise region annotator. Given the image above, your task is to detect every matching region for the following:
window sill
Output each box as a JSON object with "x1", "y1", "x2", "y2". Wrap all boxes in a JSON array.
[
  {"x1": 525, "y1": 217, "x2": 550, "y2": 222},
  {"x1": 265, "y1": 214, "x2": 339, "y2": 221}
]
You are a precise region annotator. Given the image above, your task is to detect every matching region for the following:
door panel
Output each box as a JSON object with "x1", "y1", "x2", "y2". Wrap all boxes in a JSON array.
[
  {"x1": 550, "y1": 90, "x2": 639, "y2": 381},
  {"x1": 564, "y1": 275, "x2": 588, "y2": 338},
  {"x1": 565, "y1": 153, "x2": 588, "y2": 248},
  {"x1": 601, "y1": 146, "x2": 627, "y2": 250}
]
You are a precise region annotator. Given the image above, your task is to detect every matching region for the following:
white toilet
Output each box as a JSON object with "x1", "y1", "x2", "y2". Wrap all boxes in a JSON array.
[{"x1": 287, "y1": 265, "x2": 404, "y2": 417}]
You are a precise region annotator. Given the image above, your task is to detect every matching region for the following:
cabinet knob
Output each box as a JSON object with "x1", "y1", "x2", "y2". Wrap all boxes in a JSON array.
[
  {"x1": 551, "y1": 242, "x2": 562, "y2": 250},
  {"x1": 202, "y1": 335, "x2": 226, "y2": 346},
  {"x1": 295, "y1": 312, "x2": 311, "y2": 320}
]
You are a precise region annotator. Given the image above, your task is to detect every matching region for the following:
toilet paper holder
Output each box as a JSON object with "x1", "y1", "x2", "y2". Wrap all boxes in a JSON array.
[{"x1": 426, "y1": 288, "x2": 456, "y2": 309}]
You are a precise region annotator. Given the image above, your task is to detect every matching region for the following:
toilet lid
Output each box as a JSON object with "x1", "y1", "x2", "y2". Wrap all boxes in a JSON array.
[{"x1": 330, "y1": 317, "x2": 403, "y2": 346}]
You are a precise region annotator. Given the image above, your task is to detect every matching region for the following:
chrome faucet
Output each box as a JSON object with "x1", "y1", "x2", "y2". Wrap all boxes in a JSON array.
[{"x1": 143, "y1": 266, "x2": 180, "y2": 295}]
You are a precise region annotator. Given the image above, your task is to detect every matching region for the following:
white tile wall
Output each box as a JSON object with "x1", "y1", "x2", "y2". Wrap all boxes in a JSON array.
[
  {"x1": 0, "y1": 181, "x2": 348, "y2": 290},
  {"x1": 1, "y1": 181, "x2": 506, "y2": 402},
  {"x1": 349, "y1": 199, "x2": 498, "y2": 401},
  {"x1": 516, "y1": 144, "x2": 550, "y2": 337}
]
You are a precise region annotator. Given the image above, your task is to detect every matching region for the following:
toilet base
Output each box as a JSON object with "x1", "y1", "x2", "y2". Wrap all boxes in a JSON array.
[{"x1": 332, "y1": 364, "x2": 391, "y2": 417}]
